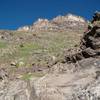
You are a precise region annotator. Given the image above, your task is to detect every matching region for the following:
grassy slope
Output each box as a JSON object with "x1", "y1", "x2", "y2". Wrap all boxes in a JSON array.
[{"x1": 0, "y1": 30, "x2": 83, "y2": 79}]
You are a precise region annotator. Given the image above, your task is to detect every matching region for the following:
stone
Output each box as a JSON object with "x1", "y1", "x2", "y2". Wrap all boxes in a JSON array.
[
  {"x1": 33, "y1": 58, "x2": 100, "y2": 100},
  {"x1": 65, "y1": 11, "x2": 100, "y2": 63},
  {"x1": 0, "y1": 79, "x2": 38, "y2": 100}
]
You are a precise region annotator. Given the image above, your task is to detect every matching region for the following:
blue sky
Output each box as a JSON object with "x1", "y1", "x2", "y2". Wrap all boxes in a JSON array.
[{"x1": 0, "y1": 0, "x2": 100, "y2": 30}]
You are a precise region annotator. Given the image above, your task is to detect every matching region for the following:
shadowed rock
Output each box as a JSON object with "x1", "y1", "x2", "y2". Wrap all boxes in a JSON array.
[{"x1": 65, "y1": 11, "x2": 100, "y2": 63}]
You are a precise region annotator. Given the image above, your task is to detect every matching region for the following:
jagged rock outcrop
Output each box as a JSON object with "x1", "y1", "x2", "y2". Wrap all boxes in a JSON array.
[
  {"x1": 17, "y1": 14, "x2": 87, "y2": 32},
  {"x1": 51, "y1": 14, "x2": 87, "y2": 31},
  {"x1": 65, "y1": 11, "x2": 100, "y2": 63}
]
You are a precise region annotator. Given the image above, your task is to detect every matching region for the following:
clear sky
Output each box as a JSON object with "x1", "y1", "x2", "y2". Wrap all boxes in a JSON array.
[{"x1": 0, "y1": 0, "x2": 100, "y2": 30}]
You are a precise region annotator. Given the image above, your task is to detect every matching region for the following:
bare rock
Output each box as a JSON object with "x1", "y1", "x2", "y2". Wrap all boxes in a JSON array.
[
  {"x1": 33, "y1": 58, "x2": 100, "y2": 100},
  {"x1": 0, "y1": 79, "x2": 38, "y2": 100}
]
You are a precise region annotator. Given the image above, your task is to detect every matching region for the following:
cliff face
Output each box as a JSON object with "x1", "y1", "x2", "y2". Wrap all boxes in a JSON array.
[{"x1": 18, "y1": 14, "x2": 87, "y2": 32}]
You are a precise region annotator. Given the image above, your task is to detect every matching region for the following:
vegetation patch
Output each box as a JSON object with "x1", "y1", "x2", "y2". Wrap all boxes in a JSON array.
[
  {"x1": 0, "y1": 41, "x2": 7, "y2": 48},
  {"x1": 18, "y1": 42, "x2": 42, "y2": 57},
  {"x1": 21, "y1": 72, "x2": 44, "y2": 80}
]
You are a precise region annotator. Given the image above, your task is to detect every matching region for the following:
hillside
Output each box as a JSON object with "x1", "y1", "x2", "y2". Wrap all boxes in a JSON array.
[
  {"x1": 0, "y1": 14, "x2": 87, "y2": 79},
  {"x1": 1, "y1": 12, "x2": 100, "y2": 100},
  {"x1": 0, "y1": 30, "x2": 84, "y2": 78}
]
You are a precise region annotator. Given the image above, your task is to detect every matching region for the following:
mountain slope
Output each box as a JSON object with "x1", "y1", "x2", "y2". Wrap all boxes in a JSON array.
[{"x1": 2, "y1": 12, "x2": 100, "y2": 100}]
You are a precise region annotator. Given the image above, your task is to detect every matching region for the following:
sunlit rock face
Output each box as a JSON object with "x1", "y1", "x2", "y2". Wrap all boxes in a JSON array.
[
  {"x1": 31, "y1": 18, "x2": 50, "y2": 31},
  {"x1": 17, "y1": 14, "x2": 87, "y2": 32},
  {"x1": 51, "y1": 14, "x2": 87, "y2": 31},
  {"x1": 67, "y1": 14, "x2": 85, "y2": 22},
  {"x1": 52, "y1": 14, "x2": 85, "y2": 23}
]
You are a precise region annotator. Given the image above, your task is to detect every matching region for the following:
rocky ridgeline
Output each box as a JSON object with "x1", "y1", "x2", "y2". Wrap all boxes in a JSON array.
[{"x1": 18, "y1": 14, "x2": 87, "y2": 32}]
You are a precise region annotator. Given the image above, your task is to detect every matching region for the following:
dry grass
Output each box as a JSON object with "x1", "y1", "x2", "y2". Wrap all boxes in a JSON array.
[{"x1": 0, "y1": 30, "x2": 83, "y2": 77}]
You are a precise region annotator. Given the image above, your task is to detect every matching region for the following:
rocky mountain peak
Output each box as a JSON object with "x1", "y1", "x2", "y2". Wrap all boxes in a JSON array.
[
  {"x1": 67, "y1": 14, "x2": 85, "y2": 22},
  {"x1": 17, "y1": 13, "x2": 87, "y2": 32},
  {"x1": 33, "y1": 18, "x2": 49, "y2": 25},
  {"x1": 52, "y1": 14, "x2": 85, "y2": 23}
]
